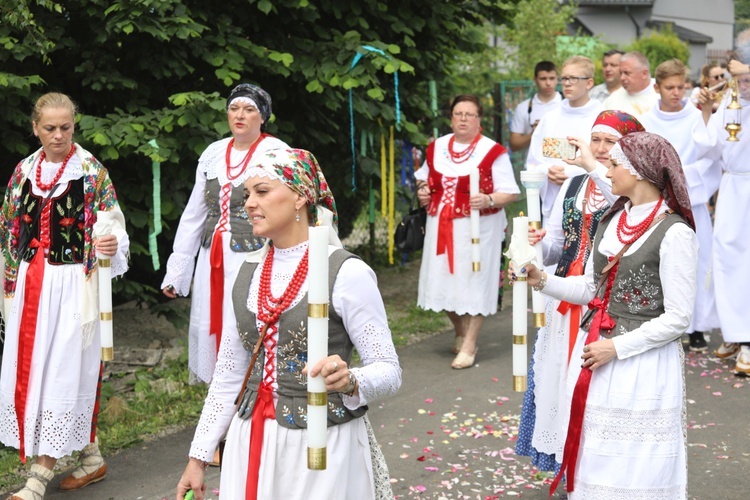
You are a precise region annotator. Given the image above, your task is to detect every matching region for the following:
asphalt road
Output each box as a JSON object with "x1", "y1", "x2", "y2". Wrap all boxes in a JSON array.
[{"x1": 20, "y1": 307, "x2": 750, "y2": 499}]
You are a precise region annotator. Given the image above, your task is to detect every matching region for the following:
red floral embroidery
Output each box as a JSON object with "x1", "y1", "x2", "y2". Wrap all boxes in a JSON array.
[
  {"x1": 59, "y1": 217, "x2": 76, "y2": 227},
  {"x1": 22, "y1": 214, "x2": 33, "y2": 224}
]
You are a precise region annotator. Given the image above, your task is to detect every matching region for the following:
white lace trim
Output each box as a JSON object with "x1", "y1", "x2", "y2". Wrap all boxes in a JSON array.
[
  {"x1": 31, "y1": 155, "x2": 85, "y2": 194},
  {"x1": 199, "y1": 136, "x2": 288, "y2": 188},
  {"x1": 610, "y1": 143, "x2": 643, "y2": 180},
  {"x1": 161, "y1": 253, "x2": 196, "y2": 296},
  {"x1": 591, "y1": 124, "x2": 622, "y2": 139},
  {"x1": 572, "y1": 480, "x2": 685, "y2": 500},
  {"x1": 363, "y1": 414, "x2": 395, "y2": 500},
  {"x1": 583, "y1": 404, "x2": 682, "y2": 443},
  {"x1": 0, "y1": 402, "x2": 95, "y2": 459}
]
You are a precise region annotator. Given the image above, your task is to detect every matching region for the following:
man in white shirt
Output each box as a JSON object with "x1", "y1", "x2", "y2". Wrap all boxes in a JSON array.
[
  {"x1": 603, "y1": 51, "x2": 658, "y2": 116},
  {"x1": 589, "y1": 49, "x2": 624, "y2": 102},
  {"x1": 526, "y1": 56, "x2": 604, "y2": 222},
  {"x1": 509, "y1": 61, "x2": 562, "y2": 155},
  {"x1": 640, "y1": 59, "x2": 721, "y2": 353}
]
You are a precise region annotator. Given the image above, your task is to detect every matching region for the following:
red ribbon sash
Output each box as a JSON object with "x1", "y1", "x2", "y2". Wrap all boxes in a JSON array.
[
  {"x1": 245, "y1": 383, "x2": 276, "y2": 499},
  {"x1": 436, "y1": 205, "x2": 455, "y2": 274},
  {"x1": 550, "y1": 267, "x2": 618, "y2": 496},
  {"x1": 556, "y1": 301, "x2": 582, "y2": 364},
  {"x1": 15, "y1": 239, "x2": 45, "y2": 463},
  {"x1": 209, "y1": 230, "x2": 224, "y2": 355}
]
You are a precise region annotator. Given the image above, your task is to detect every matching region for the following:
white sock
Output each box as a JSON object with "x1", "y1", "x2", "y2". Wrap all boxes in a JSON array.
[
  {"x1": 13, "y1": 464, "x2": 54, "y2": 500},
  {"x1": 69, "y1": 441, "x2": 105, "y2": 479}
]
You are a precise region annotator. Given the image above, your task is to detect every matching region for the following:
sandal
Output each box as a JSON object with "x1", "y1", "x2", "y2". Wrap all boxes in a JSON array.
[{"x1": 451, "y1": 348, "x2": 478, "y2": 369}]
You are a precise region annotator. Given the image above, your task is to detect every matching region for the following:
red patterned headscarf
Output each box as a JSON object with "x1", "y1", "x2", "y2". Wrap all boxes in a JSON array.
[
  {"x1": 591, "y1": 110, "x2": 645, "y2": 138},
  {"x1": 248, "y1": 148, "x2": 338, "y2": 227},
  {"x1": 608, "y1": 132, "x2": 695, "y2": 230}
]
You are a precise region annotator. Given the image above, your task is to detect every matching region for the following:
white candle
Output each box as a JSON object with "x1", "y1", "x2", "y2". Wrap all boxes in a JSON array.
[
  {"x1": 98, "y1": 260, "x2": 113, "y2": 360},
  {"x1": 520, "y1": 171, "x2": 546, "y2": 327},
  {"x1": 513, "y1": 215, "x2": 530, "y2": 248},
  {"x1": 307, "y1": 225, "x2": 329, "y2": 469},
  {"x1": 95, "y1": 211, "x2": 114, "y2": 361},
  {"x1": 469, "y1": 168, "x2": 480, "y2": 272},
  {"x1": 510, "y1": 216, "x2": 529, "y2": 392}
]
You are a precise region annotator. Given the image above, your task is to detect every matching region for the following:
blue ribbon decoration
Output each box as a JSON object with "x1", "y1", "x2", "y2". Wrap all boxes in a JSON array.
[{"x1": 348, "y1": 45, "x2": 402, "y2": 190}]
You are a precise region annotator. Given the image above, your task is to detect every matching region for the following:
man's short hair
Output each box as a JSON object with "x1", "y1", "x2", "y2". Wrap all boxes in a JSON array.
[
  {"x1": 655, "y1": 59, "x2": 688, "y2": 84},
  {"x1": 534, "y1": 61, "x2": 558, "y2": 77},
  {"x1": 621, "y1": 51, "x2": 650, "y2": 72},
  {"x1": 603, "y1": 49, "x2": 624, "y2": 60},
  {"x1": 562, "y1": 56, "x2": 594, "y2": 78}
]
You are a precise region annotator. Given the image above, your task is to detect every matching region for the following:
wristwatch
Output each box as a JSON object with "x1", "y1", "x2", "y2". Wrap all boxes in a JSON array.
[{"x1": 488, "y1": 194, "x2": 495, "y2": 208}]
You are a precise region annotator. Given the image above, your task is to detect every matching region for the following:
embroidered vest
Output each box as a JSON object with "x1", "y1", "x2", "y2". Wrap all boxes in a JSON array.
[
  {"x1": 20, "y1": 178, "x2": 85, "y2": 264},
  {"x1": 589, "y1": 213, "x2": 685, "y2": 337},
  {"x1": 554, "y1": 175, "x2": 609, "y2": 278},
  {"x1": 425, "y1": 139, "x2": 505, "y2": 219},
  {"x1": 232, "y1": 248, "x2": 367, "y2": 429},
  {"x1": 200, "y1": 178, "x2": 264, "y2": 252}
]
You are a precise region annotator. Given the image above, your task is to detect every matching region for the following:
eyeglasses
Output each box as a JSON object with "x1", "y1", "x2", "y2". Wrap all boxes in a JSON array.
[
  {"x1": 452, "y1": 112, "x2": 479, "y2": 120},
  {"x1": 559, "y1": 76, "x2": 591, "y2": 84}
]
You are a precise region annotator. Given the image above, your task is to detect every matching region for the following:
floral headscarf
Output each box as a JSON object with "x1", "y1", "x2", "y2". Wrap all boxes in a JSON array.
[
  {"x1": 608, "y1": 132, "x2": 695, "y2": 230},
  {"x1": 247, "y1": 148, "x2": 338, "y2": 228},
  {"x1": 591, "y1": 110, "x2": 645, "y2": 139},
  {"x1": 227, "y1": 83, "x2": 272, "y2": 130}
]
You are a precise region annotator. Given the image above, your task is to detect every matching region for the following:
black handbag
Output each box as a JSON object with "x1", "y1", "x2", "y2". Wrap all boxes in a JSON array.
[{"x1": 394, "y1": 194, "x2": 427, "y2": 254}]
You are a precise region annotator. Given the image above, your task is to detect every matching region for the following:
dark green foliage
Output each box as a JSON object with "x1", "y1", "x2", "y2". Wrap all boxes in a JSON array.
[{"x1": 0, "y1": 0, "x2": 518, "y2": 306}]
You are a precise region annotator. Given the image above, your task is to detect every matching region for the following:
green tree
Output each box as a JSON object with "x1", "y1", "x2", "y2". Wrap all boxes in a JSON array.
[
  {"x1": 626, "y1": 25, "x2": 690, "y2": 70},
  {"x1": 737, "y1": 0, "x2": 750, "y2": 32},
  {"x1": 500, "y1": 0, "x2": 578, "y2": 79},
  {"x1": 0, "y1": 0, "x2": 519, "y2": 306}
]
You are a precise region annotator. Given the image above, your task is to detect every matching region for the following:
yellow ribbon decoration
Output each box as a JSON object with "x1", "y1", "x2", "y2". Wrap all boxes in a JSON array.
[{"x1": 388, "y1": 125, "x2": 395, "y2": 264}]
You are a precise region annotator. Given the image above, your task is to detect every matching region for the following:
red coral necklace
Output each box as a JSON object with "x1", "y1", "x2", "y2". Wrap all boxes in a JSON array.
[
  {"x1": 35, "y1": 144, "x2": 76, "y2": 191},
  {"x1": 226, "y1": 134, "x2": 267, "y2": 181},
  {"x1": 616, "y1": 198, "x2": 663, "y2": 244},
  {"x1": 447, "y1": 132, "x2": 482, "y2": 164},
  {"x1": 257, "y1": 245, "x2": 310, "y2": 326}
]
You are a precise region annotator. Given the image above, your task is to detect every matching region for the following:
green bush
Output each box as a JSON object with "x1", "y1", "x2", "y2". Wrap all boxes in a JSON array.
[{"x1": 626, "y1": 25, "x2": 690, "y2": 70}]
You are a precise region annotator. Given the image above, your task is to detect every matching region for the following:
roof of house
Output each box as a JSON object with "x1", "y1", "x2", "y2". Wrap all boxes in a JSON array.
[{"x1": 645, "y1": 20, "x2": 714, "y2": 44}]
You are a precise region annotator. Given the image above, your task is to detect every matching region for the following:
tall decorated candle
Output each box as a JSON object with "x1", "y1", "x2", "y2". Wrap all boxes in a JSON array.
[
  {"x1": 503, "y1": 213, "x2": 536, "y2": 392},
  {"x1": 520, "y1": 170, "x2": 547, "y2": 327},
  {"x1": 307, "y1": 225, "x2": 329, "y2": 469},
  {"x1": 469, "y1": 167, "x2": 481, "y2": 272},
  {"x1": 94, "y1": 211, "x2": 114, "y2": 361}
]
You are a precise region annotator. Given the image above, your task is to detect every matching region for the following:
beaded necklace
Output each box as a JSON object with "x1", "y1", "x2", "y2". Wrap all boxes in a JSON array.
[
  {"x1": 616, "y1": 198, "x2": 663, "y2": 244},
  {"x1": 225, "y1": 133, "x2": 267, "y2": 181},
  {"x1": 35, "y1": 144, "x2": 76, "y2": 191},
  {"x1": 447, "y1": 132, "x2": 482, "y2": 164},
  {"x1": 256, "y1": 245, "x2": 310, "y2": 327}
]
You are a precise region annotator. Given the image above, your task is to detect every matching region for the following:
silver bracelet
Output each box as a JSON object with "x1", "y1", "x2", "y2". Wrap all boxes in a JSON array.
[
  {"x1": 532, "y1": 271, "x2": 547, "y2": 292},
  {"x1": 341, "y1": 372, "x2": 357, "y2": 396}
]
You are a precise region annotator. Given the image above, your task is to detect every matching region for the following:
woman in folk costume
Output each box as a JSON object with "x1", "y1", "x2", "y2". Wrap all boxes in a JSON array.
[
  {"x1": 0, "y1": 92, "x2": 129, "y2": 499},
  {"x1": 175, "y1": 149, "x2": 401, "y2": 500},
  {"x1": 161, "y1": 83, "x2": 289, "y2": 386},
  {"x1": 515, "y1": 111, "x2": 644, "y2": 472},
  {"x1": 518, "y1": 132, "x2": 697, "y2": 498},
  {"x1": 415, "y1": 94, "x2": 519, "y2": 369}
]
